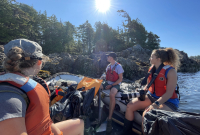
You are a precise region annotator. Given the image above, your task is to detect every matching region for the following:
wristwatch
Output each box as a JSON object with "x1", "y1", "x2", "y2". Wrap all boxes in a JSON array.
[{"x1": 154, "y1": 101, "x2": 161, "y2": 107}]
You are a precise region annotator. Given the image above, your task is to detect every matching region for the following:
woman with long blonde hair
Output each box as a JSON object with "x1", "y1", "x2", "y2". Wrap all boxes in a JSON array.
[{"x1": 118, "y1": 48, "x2": 180, "y2": 135}]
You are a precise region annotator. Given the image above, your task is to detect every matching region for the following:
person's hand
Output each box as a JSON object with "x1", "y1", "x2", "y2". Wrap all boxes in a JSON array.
[
  {"x1": 105, "y1": 85, "x2": 112, "y2": 90},
  {"x1": 143, "y1": 86, "x2": 148, "y2": 91},
  {"x1": 145, "y1": 104, "x2": 158, "y2": 112}
]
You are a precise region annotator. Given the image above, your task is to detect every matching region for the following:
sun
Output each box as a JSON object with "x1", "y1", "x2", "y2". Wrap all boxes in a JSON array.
[{"x1": 95, "y1": 0, "x2": 110, "y2": 13}]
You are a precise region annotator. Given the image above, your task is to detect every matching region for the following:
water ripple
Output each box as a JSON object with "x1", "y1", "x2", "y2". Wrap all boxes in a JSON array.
[{"x1": 178, "y1": 72, "x2": 200, "y2": 113}]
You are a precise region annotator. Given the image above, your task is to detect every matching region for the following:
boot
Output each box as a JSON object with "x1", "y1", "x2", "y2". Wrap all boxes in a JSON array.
[
  {"x1": 117, "y1": 118, "x2": 133, "y2": 135},
  {"x1": 106, "y1": 119, "x2": 112, "y2": 135}
]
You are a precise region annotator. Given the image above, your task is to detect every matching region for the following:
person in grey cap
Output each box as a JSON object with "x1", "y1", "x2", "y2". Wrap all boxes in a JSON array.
[
  {"x1": 0, "y1": 39, "x2": 84, "y2": 135},
  {"x1": 100, "y1": 52, "x2": 124, "y2": 134}
]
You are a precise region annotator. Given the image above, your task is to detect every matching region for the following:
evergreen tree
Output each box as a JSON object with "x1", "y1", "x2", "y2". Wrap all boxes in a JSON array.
[
  {"x1": 18, "y1": 3, "x2": 41, "y2": 42},
  {"x1": 77, "y1": 21, "x2": 94, "y2": 54},
  {"x1": 0, "y1": 1, "x2": 161, "y2": 54},
  {"x1": 146, "y1": 32, "x2": 160, "y2": 50},
  {"x1": 0, "y1": 0, "x2": 33, "y2": 44},
  {"x1": 93, "y1": 22, "x2": 125, "y2": 52}
]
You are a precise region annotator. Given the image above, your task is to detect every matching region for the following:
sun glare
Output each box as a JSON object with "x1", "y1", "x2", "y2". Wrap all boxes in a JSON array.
[{"x1": 95, "y1": 0, "x2": 110, "y2": 13}]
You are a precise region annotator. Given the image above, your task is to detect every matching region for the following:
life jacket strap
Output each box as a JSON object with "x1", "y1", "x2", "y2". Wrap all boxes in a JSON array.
[
  {"x1": 146, "y1": 63, "x2": 165, "y2": 90},
  {"x1": 109, "y1": 63, "x2": 119, "y2": 73}
]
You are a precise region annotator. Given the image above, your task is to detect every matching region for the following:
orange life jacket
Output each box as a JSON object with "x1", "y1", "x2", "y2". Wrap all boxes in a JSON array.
[
  {"x1": 148, "y1": 65, "x2": 178, "y2": 99},
  {"x1": 0, "y1": 72, "x2": 53, "y2": 135},
  {"x1": 106, "y1": 63, "x2": 119, "y2": 82}
]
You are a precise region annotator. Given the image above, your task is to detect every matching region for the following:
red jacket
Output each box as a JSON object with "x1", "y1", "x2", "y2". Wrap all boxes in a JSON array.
[
  {"x1": 148, "y1": 65, "x2": 178, "y2": 99},
  {"x1": 0, "y1": 73, "x2": 53, "y2": 135},
  {"x1": 106, "y1": 63, "x2": 119, "y2": 82}
]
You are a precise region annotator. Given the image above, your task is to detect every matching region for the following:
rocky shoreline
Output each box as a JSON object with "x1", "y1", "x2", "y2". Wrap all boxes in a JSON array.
[{"x1": 1, "y1": 44, "x2": 200, "y2": 82}]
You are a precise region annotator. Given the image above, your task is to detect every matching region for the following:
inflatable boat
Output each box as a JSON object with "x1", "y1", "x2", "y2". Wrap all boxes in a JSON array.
[{"x1": 45, "y1": 72, "x2": 143, "y2": 135}]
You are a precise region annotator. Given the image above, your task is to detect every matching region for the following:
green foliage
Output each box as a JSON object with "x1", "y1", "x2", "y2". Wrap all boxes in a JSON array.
[
  {"x1": 93, "y1": 22, "x2": 125, "y2": 52},
  {"x1": 40, "y1": 15, "x2": 76, "y2": 54},
  {"x1": 117, "y1": 10, "x2": 160, "y2": 50},
  {"x1": 0, "y1": 0, "x2": 33, "y2": 44},
  {"x1": 190, "y1": 55, "x2": 200, "y2": 60},
  {"x1": 0, "y1": 1, "x2": 160, "y2": 54},
  {"x1": 146, "y1": 32, "x2": 160, "y2": 50}
]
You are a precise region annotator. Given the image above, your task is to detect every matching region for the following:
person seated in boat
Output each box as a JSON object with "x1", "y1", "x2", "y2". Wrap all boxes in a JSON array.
[
  {"x1": 0, "y1": 39, "x2": 84, "y2": 135},
  {"x1": 117, "y1": 48, "x2": 180, "y2": 135},
  {"x1": 100, "y1": 52, "x2": 124, "y2": 134}
]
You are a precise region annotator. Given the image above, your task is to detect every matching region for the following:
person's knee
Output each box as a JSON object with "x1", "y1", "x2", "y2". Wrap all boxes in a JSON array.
[
  {"x1": 109, "y1": 88, "x2": 117, "y2": 98},
  {"x1": 127, "y1": 102, "x2": 133, "y2": 110},
  {"x1": 126, "y1": 101, "x2": 138, "y2": 111},
  {"x1": 109, "y1": 92, "x2": 115, "y2": 98}
]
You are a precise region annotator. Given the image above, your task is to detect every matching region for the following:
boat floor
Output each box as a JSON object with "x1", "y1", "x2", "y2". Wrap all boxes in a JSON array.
[
  {"x1": 95, "y1": 123, "x2": 123, "y2": 135},
  {"x1": 94, "y1": 103, "x2": 140, "y2": 135}
]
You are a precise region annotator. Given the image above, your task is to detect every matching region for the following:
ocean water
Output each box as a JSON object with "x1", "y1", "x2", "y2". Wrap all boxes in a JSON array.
[{"x1": 178, "y1": 71, "x2": 200, "y2": 113}]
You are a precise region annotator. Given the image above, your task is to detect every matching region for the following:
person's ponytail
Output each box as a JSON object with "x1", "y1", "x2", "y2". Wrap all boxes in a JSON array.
[
  {"x1": 165, "y1": 48, "x2": 180, "y2": 70},
  {"x1": 153, "y1": 48, "x2": 180, "y2": 70},
  {"x1": 3, "y1": 47, "x2": 38, "y2": 72},
  {"x1": 3, "y1": 47, "x2": 23, "y2": 72}
]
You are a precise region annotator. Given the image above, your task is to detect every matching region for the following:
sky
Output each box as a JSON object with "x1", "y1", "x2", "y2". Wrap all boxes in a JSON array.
[{"x1": 15, "y1": 0, "x2": 200, "y2": 57}]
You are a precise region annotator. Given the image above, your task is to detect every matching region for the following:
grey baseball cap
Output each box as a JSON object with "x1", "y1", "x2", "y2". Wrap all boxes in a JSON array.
[{"x1": 4, "y1": 39, "x2": 44, "y2": 59}]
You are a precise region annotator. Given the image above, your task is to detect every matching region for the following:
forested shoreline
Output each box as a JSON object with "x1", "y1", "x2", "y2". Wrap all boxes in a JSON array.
[{"x1": 1, "y1": 0, "x2": 161, "y2": 55}]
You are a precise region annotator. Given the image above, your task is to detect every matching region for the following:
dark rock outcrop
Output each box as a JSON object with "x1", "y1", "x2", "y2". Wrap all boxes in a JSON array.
[
  {"x1": 0, "y1": 44, "x2": 200, "y2": 81},
  {"x1": 0, "y1": 45, "x2": 5, "y2": 72},
  {"x1": 178, "y1": 50, "x2": 200, "y2": 72}
]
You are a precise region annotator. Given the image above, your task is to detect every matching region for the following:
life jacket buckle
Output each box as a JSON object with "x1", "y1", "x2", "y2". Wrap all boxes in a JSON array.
[{"x1": 153, "y1": 73, "x2": 158, "y2": 76}]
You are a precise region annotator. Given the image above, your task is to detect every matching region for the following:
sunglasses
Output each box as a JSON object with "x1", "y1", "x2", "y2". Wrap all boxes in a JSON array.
[{"x1": 23, "y1": 56, "x2": 42, "y2": 61}]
